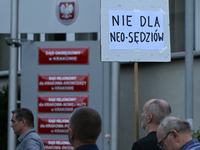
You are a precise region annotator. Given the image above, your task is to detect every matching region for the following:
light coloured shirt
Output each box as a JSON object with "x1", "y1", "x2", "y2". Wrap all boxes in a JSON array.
[{"x1": 16, "y1": 129, "x2": 44, "y2": 150}]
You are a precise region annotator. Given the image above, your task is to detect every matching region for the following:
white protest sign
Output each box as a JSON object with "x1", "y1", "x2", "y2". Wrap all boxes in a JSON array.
[
  {"x1": 101, "y1": 0, "x2": 171, "y2": 62},
  {"x1": 109, "y1": 11, "x2": 164, "y2": 50}
]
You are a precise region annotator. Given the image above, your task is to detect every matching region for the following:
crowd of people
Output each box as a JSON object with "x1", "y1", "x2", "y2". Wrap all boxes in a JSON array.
[
  {"x1": 10, "y1": 99, "x2": 200, "y2": 150},
  {"x1": 131, "y1": 99, "x2": 200, "y2": 150}
]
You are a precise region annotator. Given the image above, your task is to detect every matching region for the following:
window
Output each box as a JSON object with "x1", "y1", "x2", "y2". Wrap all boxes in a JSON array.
[
  {"x1": 169, "y1": 0, "x2": 185, "y2": 53},
  {"x1": 0, "y1": 34, "x2": 10, "y2": 71}
]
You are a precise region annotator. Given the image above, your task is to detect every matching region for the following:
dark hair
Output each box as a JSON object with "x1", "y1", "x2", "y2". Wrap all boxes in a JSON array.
[
  {"x1": 12, "y1": 108, "x2": 34, "y2": 128},
  {"x1": 69, "y1": 107, "x2": 102, "y2": 143}
]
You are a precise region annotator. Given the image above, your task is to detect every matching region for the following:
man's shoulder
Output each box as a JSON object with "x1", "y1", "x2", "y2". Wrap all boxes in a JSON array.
[
  {"x1": 24, "y1": 129, "x2": 43, "y2": 142},
  {"x1": 76, "y1": 144, "x2": 99, "y2": 150},
  {"x1": 131, "y1": 132, "x2": 161, "y2": 150},
  {"x1": 136, "y1": 132, "x2": 157, "y2": 144},
  {"x1": 190, "y1": 145, "x2": 200, "y2": 150},
  {"x1": 182, "y1": 139, "x2": 200, "y2": 150}
]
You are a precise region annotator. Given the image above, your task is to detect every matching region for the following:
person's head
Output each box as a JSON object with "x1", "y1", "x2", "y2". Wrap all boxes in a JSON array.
[
  {"x1": 157, "y1": 116, "x2": 192, "y2": 150},
  {"x1": 141, "y1": 99, "x2": 171, "y2": 132},
  {"x1": 68, "y1": 107, "x2": 102, "y2": 149},
  {"x1": 11, "y1": 108, "x2": 34, "y2": 136}
]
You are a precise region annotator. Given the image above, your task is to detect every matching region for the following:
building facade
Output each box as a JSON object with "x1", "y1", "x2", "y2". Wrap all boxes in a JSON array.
[{"x1": 0, "y1": 0, "x2": 200, "y2": 150}]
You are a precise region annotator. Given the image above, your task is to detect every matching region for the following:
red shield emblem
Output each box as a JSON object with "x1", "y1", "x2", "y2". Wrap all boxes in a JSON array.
[
  {"x1": 56, "y1": 0, "x2": 79, "y2": 25},
  {"x1": 59, "y1": 2, "x2": 75, "y2": 20}
]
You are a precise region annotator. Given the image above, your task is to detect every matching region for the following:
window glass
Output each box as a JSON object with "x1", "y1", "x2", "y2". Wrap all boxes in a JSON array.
[
  {"x1": 0, "y1": 34, "x2": 10, "y2": 71},
  {"x1": 169, "y1": 0, "x2": 185, "y2": 53},
  {"x1": 75, "y1": 32, "x2": 98, "y2": 41},
  {"x1": 45, "y1": 33, "x2": 66, "y2": 41}
]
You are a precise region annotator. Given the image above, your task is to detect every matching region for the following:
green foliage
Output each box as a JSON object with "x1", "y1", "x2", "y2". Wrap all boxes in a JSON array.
[
  {"x1": 0, "y1": 85, "x2": 9, "y2": 150},
  {"x1": 192, "y1": 127, "x2": 200, "y2": 142}
]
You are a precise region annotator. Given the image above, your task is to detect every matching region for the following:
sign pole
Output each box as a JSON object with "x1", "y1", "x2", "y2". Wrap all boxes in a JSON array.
[
  {"x1": 8, "y1": 0, "x2": 18, "y2": 149},
  {"x1": 134, "y1": 62, "x2": 139, "y2": 141}
]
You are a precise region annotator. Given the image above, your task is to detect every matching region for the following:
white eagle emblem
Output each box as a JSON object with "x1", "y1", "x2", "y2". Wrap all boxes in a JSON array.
[{"x1": 60, "y1": 3, "x2": 74, "y2": 19}]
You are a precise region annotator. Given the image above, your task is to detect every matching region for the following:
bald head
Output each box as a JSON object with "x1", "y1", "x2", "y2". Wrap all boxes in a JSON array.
[{"x1": 144, "y1": 99, "x2": 171, "y2": 125}]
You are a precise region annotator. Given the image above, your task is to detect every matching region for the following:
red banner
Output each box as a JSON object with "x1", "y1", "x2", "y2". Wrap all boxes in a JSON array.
[
  {"x1": 38, "y1": 117, "x2": 69, "y2": 134},
  {"x1": 38, "y1": 74, "x2": 88, "y2": 92},
  {"x1": 39, "y1": 47, "x2": 89, "y2": 64},
  {"x1": 38, "y1": 95, "x2": 88, "y2": 113},
  {"x1": 42, "y1": 139, "x2": 74, "y2": 150}
]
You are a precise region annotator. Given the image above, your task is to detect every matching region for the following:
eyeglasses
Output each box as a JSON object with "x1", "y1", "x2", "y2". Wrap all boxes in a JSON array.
[{"x1": 157, "y1": 131, "x2": 171, "y2": 149}]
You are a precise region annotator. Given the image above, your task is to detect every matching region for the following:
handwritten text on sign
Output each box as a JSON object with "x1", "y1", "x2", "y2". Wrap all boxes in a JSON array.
[{"x1": 109, "y1": 11, "x2": 164, "y2": 50}]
